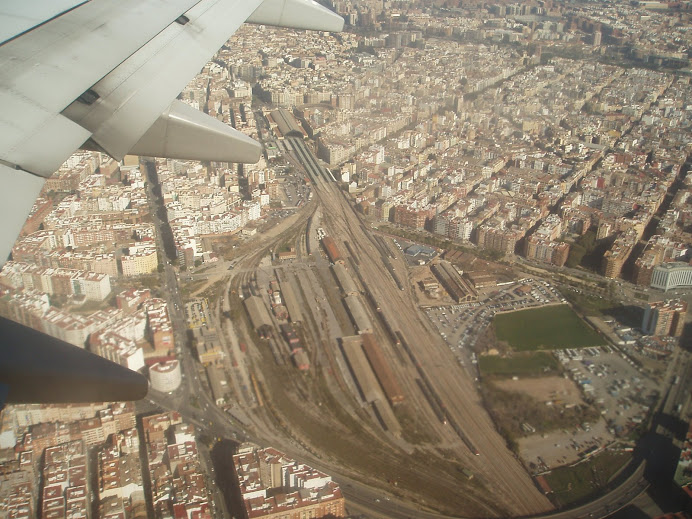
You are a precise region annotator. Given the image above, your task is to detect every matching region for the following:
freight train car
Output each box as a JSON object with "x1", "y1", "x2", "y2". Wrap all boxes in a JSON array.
[
  {"x1": 361, "y1": 333, "x2": 404, "y2": 405},
  {"x1": 321, "y1": 236, "x2": 344, "y2": 264}
]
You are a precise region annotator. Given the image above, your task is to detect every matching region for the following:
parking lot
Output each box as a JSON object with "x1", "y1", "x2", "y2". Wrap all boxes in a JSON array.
[
  {"x1": 185, "y1": 299, "x2": 210, "y2": 329},
  {"x1": 424, "y1": 277, "x2": 662, "y2": 471},
  {"x1": 282, "y1": 181, "x2": 310, "y2": 207},
  {"x1": 424, "y1": 278, "x2": 566, "y2": 375},
  {"x1": 556, "y1": 347, "x2": 659, "y2": 433},
  {"x1": 519, "y1": 345, "x2": 659, "y2": 471}
]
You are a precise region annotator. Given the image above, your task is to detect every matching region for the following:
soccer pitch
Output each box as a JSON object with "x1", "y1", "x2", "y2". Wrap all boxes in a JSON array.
[{"x1": 493, "y1": 305, "x2": 604, "y2": 351}]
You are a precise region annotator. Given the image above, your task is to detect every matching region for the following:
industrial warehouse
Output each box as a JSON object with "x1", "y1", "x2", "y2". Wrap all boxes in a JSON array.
[
  {"x1": 240, "y1": 231, "x2": 407, "y2": 438},
  {"x1": 430, "y1": 260, "x2": 478, "y2": 303}
]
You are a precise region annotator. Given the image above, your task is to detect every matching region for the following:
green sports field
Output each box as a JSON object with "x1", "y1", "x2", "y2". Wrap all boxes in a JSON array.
[
  {"x1": 478, "y1": 351, "x2": 560, "y2": 377},
  {"x1": 493, "y1": 305, "x2": 603, "y2": 351}
]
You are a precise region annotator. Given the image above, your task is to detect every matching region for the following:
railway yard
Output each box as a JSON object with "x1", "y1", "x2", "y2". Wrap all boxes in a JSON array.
[
  {"x1": 174, "y1": 118, "x2": 690, "y2": 518},
  {"x1": 177, "y1": 132, "x2": 557, "y2": 517}
]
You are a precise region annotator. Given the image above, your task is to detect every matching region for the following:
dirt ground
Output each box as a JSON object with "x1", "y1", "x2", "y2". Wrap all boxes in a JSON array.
[
  {"x1": 443, "y1": 250, "x2": 516, "y2": 283},
  {"x1": 409, "y1": 265, "x2": 455, "y2": 306},
  {"x1": 519, "y1": 418, "x2": 612, "y2": 472},
  {"x1": 494, "y1": 376, "x2": 615, "y2": 472},
  {"x1": 493, "y1": 376, "x2": 584, "y2": 406}
]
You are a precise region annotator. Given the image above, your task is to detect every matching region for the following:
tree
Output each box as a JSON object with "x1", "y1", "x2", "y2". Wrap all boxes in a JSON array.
[
  {"x1": 566, "y1": 244, "x2": 586, "y2": 268},
  {"x1": 580, "y1": 230, "x2": 596, "y2": 251}
]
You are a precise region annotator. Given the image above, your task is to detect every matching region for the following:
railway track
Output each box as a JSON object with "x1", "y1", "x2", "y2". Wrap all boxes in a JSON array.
[
  {"x1": 262, "y1": 134, "x2": 553, "y2": 515},
  {"x1": 291, "y1": 138, "x2": 553, "y2": 515}
]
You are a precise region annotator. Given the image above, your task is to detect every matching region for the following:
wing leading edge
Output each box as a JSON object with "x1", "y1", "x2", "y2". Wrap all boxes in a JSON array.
[
  {"x1": 0, "y1": 0, "x2": 343, "y2": 264},
  {"x1": 0, "y1": 0, "x2": 343, "y2": 406}
]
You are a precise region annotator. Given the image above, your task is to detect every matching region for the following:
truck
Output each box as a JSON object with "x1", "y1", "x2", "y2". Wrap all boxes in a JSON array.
[{"x1": 460, "y1": 468, "x2": 474, "y2": 480}]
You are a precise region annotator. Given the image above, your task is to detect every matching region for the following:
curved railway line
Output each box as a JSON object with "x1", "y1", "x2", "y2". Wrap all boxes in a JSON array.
[
  {"x1": 284, "y1": 134, "x2": 554, "y2": 516},
  {"x1": 210, "y1": 131, "x2": 553, "y2": 516}
]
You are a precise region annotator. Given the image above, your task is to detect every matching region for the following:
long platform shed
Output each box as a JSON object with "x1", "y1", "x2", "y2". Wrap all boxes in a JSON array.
[
  {"x1": 371, "y1": 399, "x2": 402, "y2": 436},
  {"x1": 279, "y1": 278, "x2": 303, "y2": 323},
  {"x1": 340, "y1": 336, "x2": 380, "y2": 403},
  {"x1": 244, "y1": 296, "x2": 273, "y2": 332},
  {"x1": 269, "y1": 108, "x2": 306, "y2": 139},
  {"x1": 361, "y1": 333, "x2": 405, "y2": 405},
  {"x1": 332, "y1": 263, "x2": 358, "y2": 296},
  {"x1": 344, "y1": 295, "x2": 372, "y2": 334}
]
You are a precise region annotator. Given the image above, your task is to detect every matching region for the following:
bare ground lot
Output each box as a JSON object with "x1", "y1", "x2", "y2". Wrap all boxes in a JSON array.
[
  {"x1": 493, "y1": 376, "x2": 584, "y2": 407},
  {"x1": 491, "y1": 377, "x2": 615, "y2": 472},
  {"x1": 443, "y1": 250, "x2": 516, "y2": 283},
  {"x1": 409, "y1": 265, "x2": 455, "y2": 306},
  {"x1": 519, "y1": 418, "x2": 613, "y2": 472}
]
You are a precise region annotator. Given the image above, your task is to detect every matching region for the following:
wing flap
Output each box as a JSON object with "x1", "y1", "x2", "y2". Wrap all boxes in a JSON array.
[
  {"x1": 0, "y1": 0, "x2": 88, "y2": 45},
  {"x1": 129, "y1": 100, "x2": 262, "y2": 163},
  {"x1": 0, "y1": 0, "x2": 200, "y2": 113},
  {"x1": 0, "y1": 0, "x2": 202, "y2": 176},
  {"x1": 2, "y1": 0, "x2": 343, "y2": 173},
  {"x1": 62, "y1": 0, "x2": 263, "y2": 161},
  {"x1": 0, "y1": 164, "x2": 46, "y2": 263},
  {"x1": 248, "y1": 0, "x2": 344, "y2": 32},
  {"x1": 0, "y1": 89, "x2": 91, "y2": 177}
]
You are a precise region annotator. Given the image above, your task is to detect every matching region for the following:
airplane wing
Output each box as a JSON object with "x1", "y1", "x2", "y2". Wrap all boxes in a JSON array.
[{"x1": 0, "y1": 0, "x2": 343, "y2": 406}]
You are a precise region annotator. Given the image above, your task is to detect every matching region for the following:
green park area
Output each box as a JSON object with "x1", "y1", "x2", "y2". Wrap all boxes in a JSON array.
[
  {"x1": 543, "y1": 450, "x2": 631, "y2": 507},
  {"x1": 494, "y1": 305, "x2": 603, "y2": 351},
  {"x1": 478, "y1": 352, "x2": 559, "y2": 378}
]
